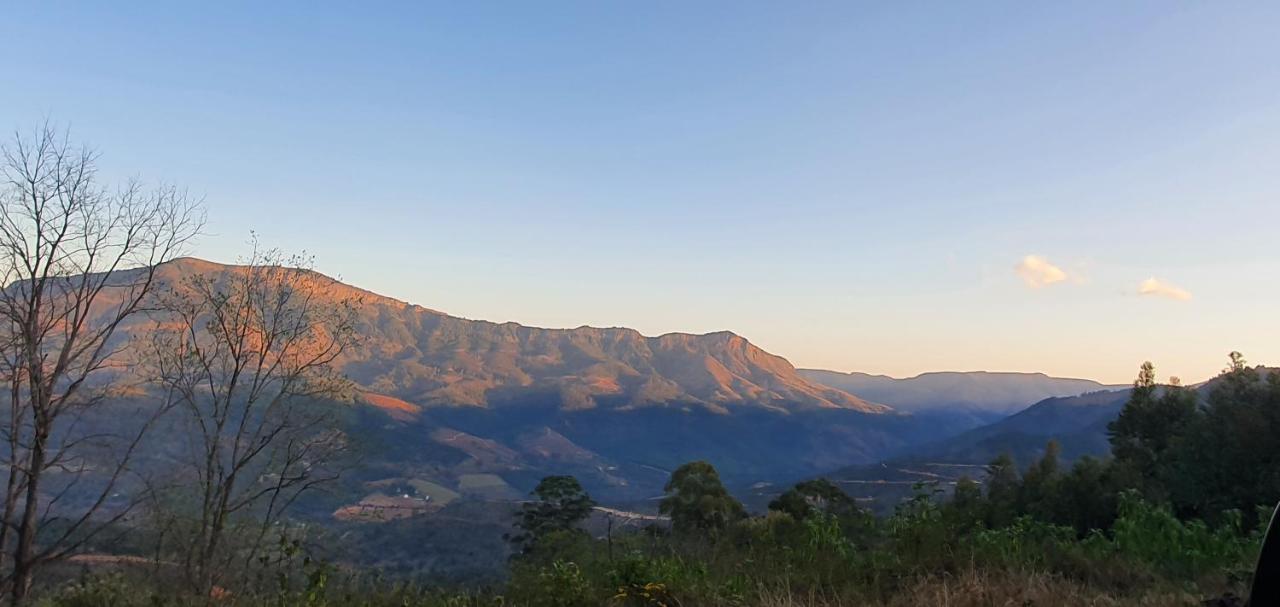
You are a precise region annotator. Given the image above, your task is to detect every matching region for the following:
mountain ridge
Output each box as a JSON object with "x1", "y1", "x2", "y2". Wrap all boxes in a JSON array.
[
  {"x1": 800, "y1": 368, "x2": 1121, "y2": 416},
  {"x1": 147, "y1": 258, "x2": 888, "y2": 414}
]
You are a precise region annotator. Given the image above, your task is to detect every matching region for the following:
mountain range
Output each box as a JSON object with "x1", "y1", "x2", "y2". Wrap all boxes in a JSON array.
[
  {"x1": 86, "y1": 259, "x2": 1127, "y2": 509},
  {"x1": 153, "y1": 259, "x2": 884, "y2": 416},
  {"x1": 799, "y1": 369, "x2": 1120, "y2": 416}
]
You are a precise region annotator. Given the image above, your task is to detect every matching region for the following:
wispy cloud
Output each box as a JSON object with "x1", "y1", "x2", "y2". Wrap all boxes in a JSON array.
[
  {"x1": 1014, "y1": 255, "x2": 1068, "y2": 288},
  {"x1": 1138, "y1": 277, "x2": 1192, "y2": 301}
]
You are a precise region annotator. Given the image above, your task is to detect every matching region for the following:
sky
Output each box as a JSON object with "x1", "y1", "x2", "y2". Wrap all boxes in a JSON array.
[{"x1": 3, "y1": 2, "x2": 1279, "y2": 384}]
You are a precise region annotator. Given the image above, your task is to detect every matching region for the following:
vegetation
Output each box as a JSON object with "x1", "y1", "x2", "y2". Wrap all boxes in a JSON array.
[
  {"x1": 143, "y1": 241, "x2": 357, "y2": 595},
  {"x1": 510, "y1": 476, "x2": 596, "y2": 557},
  {"x1": 2, "y1": 124, "x2": 1275, "y2": 607},
  {"x1": 0, "y1": 125, "x2": 202, "y2": 602},
  {"x1": 658, "y1": 461, "x2": 746, "y2": 536},
  {"x1": 22, "y1": 352, "x2": 1275, "y2": 605}
]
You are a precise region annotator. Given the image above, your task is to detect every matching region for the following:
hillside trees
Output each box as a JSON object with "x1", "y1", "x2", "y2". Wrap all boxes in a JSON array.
[
  {"x1": 0, "y1": 125, "x2": 201, "y2": 602},
  {"x1": 1171, "y1": 355, "x2": 1280, "y2": 522},
  {"x1": 659, "y1": 461, "x2": 745, "y2": 536},
  {"x1": 963, "y1": 355, "x2": 1279, "y2": 537},
  {"x1": 511, "y1": 475, "x2": 596, "y2": 556},
  {"x1": 1017, "y1": 439, "x2": 1061, "y2": 522},
  {"x1": 1107, "y1": 361, "x2": 1198, "y2": 500},
  {"x1": 983, "y1": 453, "x2": 1020, "y2": 528},
  {"x1": 1101, "y1": 355, "x2": 1280, "y2": 524},
  {"x1": 144, "y1": 242, "x2": 357, "y2": 594},
  {"x1": 769, "y1": 478, "x2": 863, "y2": 521}
]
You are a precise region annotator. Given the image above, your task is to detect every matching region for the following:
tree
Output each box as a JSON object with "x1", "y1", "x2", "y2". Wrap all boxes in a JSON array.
[
  {"x1": 1056, "y1": 455, "x2": 1121, "y2": 534},
  {"x1": 0, "y1": 125, "x2": 201, "y2": 601},
  {"x1": 511, "y1": 476, "x2": 595, "y2": 556},
  {"x1": 1018, "y1": 440, "x2": 1062, "y2": 521},
  {"x1": 983, "y1": 453, "x2": 1020, "y2": 528},
  {"x1": 659, "y1": 461, "x2": 745, "y2": 536},
  {"x1": 945, "y1": 476, "x2": 986, "y2": 531},
  {"x1": 1168, "y1": 353, "x2": 1279, "y2": 523},
  {"x1": 768, "y1": 478, "x2": 861, "y2": 521},
  {"x1": 1108, "y1": 362, "x2": 1198, "y2": 500},
  {"x1": 145, "y1": 243, "x2": 355, "y2": 594}
]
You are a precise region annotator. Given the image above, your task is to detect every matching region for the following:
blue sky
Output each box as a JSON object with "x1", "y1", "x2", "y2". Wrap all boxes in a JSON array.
[{"x1": 3, "y1": 2, "x2": 1279, "y2": 382}]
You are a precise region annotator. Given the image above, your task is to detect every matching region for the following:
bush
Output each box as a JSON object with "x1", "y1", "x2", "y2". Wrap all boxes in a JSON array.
[
  {"x1": 506, "y1": 560, "x2": 593, "y2": 607},
  {"x1": 1110, "y1": 491, "x2": 1259, "y2": 581}
]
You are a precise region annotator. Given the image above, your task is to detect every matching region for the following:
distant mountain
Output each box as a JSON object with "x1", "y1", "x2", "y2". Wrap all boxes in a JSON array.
[
  {"x1": 800, "y1": 369, "x2": 1120, "y2": 417},
  {"x1": 84, "y1": 258, "x2": 967, "y2": 506},
  {"x1": 910, "y1": 387, "x2": 1131, "y2": 465},
  {"x1": 154, "y1": 259, "x2": 887, "y2": 415},
  {"x1": 145, "y1": 258, "x2": 885, "y2": 414}
]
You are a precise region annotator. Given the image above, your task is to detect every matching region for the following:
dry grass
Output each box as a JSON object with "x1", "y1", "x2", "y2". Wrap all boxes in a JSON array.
[{"x1": 753, "y1": 569, "x2": 1203, "y2": 607}]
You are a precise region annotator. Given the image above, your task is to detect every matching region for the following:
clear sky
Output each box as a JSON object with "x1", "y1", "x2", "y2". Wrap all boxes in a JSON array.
[{"x1": 4, "y1": 3, "x2": 1279, "y2": 384}]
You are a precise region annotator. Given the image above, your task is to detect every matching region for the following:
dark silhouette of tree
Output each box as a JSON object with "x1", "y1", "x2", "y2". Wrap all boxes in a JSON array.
[
  {"x1": 984, "y1": 453, "x2": 1020, "y2": 528},
  {"x1": 769, "y1": 478, "x2": 862, "y2": 521},
  {"x1": 145, "y1": 242, "x2": 356, "y2": 595},
  {"x1": 1170, "y1": 354, "x2": 1279, "y2": 524},
  {"x1": 945, "y1": 476, "x2": 986, "y2": 531},
  {"x1": 1056, "y1": 455, "x2": 1122, "y2": 534},
  {"x1": 0, "y1": 124, "x2": 201, "y2": 602},
  {"x1": 659, "y1": 461, "x2": 745, "y2": 535},
  {"x1": 1019, "y1": 440, "x2": 1061, "y2": 521},
  {"x1": 511, "y1": 475, "x2": 595, "y2": 555},
  {"x1": 1108, "y1": 361, "x2": 1198, "y2": 501}
]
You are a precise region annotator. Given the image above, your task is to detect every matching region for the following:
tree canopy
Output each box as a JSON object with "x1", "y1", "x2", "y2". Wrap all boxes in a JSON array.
[
  {"x1": 768, "y1": 478, "x2": 862, "y2": 521},
  {"x1": 512, "y1": 475, "x2": 596, "y2": 554},
  {"x1": 659, "y1": 461, "x2": 745, "y2": 535}
]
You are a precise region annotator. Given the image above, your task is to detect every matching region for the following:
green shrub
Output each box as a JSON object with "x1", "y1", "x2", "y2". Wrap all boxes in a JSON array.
[
  {"x1": 1110, "y1": 491, "x2": 1258, "y2": 580},
  {"x1": 506, "y1": 560, "x2": 593, "y2": 607}
]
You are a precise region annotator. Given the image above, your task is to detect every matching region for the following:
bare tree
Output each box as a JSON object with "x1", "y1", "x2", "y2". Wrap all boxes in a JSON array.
[
  {"x1": 145, "y1": 241, "x2": 356, "y2": 595},
  {"x1": 0, "y1": 124, "x2": 202, "y2": 602}
]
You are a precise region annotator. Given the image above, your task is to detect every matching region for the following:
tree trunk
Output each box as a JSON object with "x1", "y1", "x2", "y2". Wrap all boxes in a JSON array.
[{"x1": 11, "y1": 426, "x2": 46, "y2": 606}]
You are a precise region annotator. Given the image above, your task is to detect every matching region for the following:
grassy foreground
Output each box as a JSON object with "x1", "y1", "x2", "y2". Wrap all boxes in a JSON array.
[{"x1": 32, "y1": 491, "x2": 1261, "y2": 606}]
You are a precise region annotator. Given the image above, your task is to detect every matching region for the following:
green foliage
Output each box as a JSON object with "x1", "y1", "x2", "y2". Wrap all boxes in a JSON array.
[
  {"x1": 607, "y1": 553, "x2": 701, "y2": 607},
  {"x1": 513, "y1": 476, "x2": 597, "y2": 556},
  {"x1": 1107, "y1": 354, "x2": 1280, "y2": 525},
  {"x1": 507, "y1": 560, "x2": 593, "y2": 607},
  {"x1": 1110, "y1": 491, "x2": 1259, "y2": 580},
  {"x1": 983, "y1": 453, "x2": 1020, "y2": 528},
  {"x1": 1018, "y1": 439, "x2": 1062, "y2": 521},
  {"x1": 970, "y1": 516, "x2": 1076, "y2": 569},
  {"x1": 1173, "y1": 361, "x2": 1280, "y2": 523},
  {"x1": 768, "y1": 478, "x2": 860, "y2": 521},
  {"x1": 658, "y1": 461, "x2": 746, "y2": 536},
  {"x1": 886, "y1": 482, "x2": 953, "y2": 570},
  {"x1": 1108, "y1": 362, "x2": 1199, "y2": 501},
  {"x1": 31, "y1": 351, "x2": 1280, "y2": 606},
  {"x1": 1054, "y1": 455, "x2": 1123, "y2": 534},
  {"x1": 32, "y1": 490, "x2": 1268, "y2": 607}
]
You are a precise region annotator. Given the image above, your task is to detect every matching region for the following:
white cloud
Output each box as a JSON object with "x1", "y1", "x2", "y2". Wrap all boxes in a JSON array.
[
  {"x1": 1138, "y1": 277, "x2": 1192, "y2": 301},
  {"x1": 1014, "y1": 255, "x2": 1068, "y2": 288}
]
